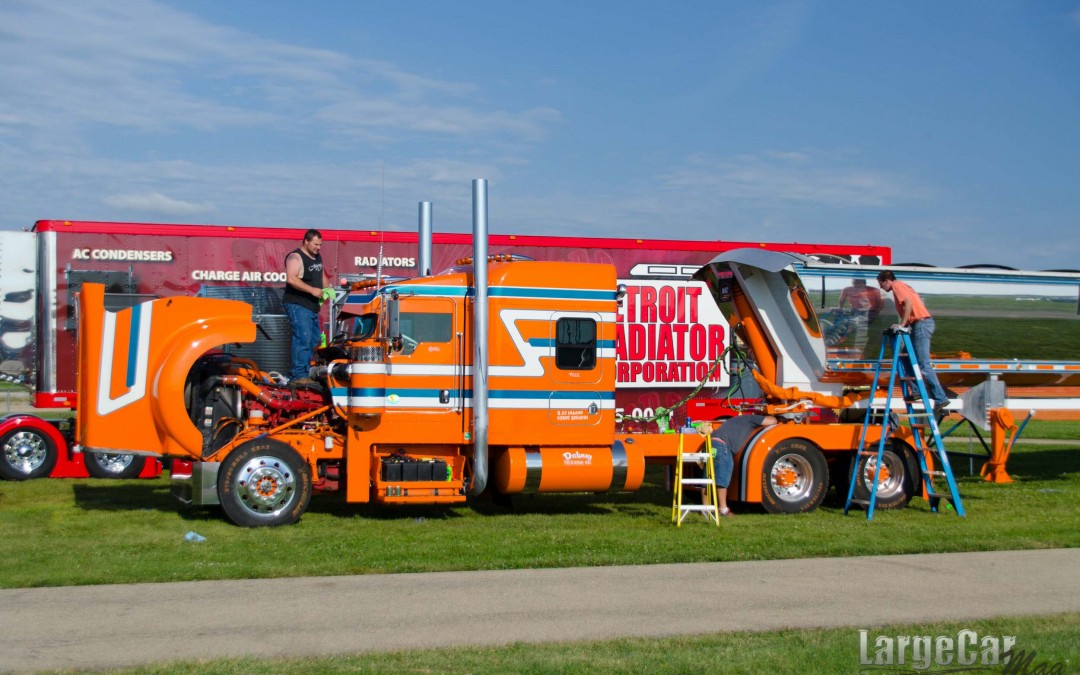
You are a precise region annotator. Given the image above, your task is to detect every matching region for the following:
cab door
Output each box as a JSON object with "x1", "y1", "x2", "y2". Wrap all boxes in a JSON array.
[
  {"x1": 547, "y1": 313, "x2": 607, "y2": 430},
  {"x1": 383, "y1": 296, "x2": 465, "y2": 439}
]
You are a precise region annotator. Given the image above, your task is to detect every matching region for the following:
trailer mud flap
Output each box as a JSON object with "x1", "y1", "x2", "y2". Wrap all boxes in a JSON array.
[{"x1": 77, "y1": 283, "x2": 256, "y2": 459}]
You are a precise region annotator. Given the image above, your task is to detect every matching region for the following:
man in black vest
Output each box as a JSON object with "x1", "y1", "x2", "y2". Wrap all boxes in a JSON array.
[{"x1": 283, "y1": 229, "x2": 330, "y2": 384}]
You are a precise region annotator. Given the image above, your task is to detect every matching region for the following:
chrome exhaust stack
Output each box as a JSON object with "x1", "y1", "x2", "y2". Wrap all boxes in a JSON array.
[
  {"x1": 417, "y1": 201, "x2": 433, "y2": 277},
  {"x1": 469, "y1": 179, "x2": 489, "y2": 495}
]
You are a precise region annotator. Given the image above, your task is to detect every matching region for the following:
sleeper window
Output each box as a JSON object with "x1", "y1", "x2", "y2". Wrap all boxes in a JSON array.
[{"x1": 555, "y1": 317, "x2": 597, "y2": 370}]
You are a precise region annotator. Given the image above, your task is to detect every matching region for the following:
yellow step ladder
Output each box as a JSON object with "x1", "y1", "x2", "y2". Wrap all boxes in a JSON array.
[{"x1": 671, "y1": 431, "x2": 720, "y2": 526}]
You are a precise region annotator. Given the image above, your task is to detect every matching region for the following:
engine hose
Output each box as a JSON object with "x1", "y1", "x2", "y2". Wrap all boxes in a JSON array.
[
  {"x1": 226, "y1": 356, "x2": 261, "y2": 372},
  {"x1": 220, "y1": 375, "x2": 320, "y2": 412},
  {"x1": 198, "y1": 375, "x2": 224, "y2": 397},
  {"x1": 622, "y1": 344, "x2": 749, "y2": 431}
]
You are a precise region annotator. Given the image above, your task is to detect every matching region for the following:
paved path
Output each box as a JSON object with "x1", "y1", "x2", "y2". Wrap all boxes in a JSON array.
[{"x1": 2, "y1": 548, "x2": 1078, "y2": 672}]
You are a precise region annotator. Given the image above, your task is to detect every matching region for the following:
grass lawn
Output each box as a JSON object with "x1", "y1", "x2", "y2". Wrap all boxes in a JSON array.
[
  {"x1": 2, "y1": 440, "x2": 1078, "y2": 589},
  {"x1": 1018, "y1": 419, "x2": 1080, "y2": 440},
  {"x1": 43, "y1": 613, "x2": 1079, "y2": 674}
]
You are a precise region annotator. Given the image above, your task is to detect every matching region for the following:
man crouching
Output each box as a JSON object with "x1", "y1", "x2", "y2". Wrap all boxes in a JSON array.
[{"x1": 697, "y1": 414, "x2": 778, "y2": 517}]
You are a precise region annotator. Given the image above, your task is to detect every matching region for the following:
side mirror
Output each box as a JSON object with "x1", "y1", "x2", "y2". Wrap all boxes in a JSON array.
[{"x1": 386, "y1": 293, "x2": 401, "y2": 344}]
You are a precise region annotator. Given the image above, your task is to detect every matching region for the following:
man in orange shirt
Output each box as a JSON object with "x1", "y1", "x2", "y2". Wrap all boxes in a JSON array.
[
  {"x1": 876, "y1": 270, "x2": 949, "y2": 416},
  {"x1": 837, "y1": 278, "x2": 884, "y2": 351},
  {"x1": 838, "y1": 278, "x2": 883, "y2": 319}
]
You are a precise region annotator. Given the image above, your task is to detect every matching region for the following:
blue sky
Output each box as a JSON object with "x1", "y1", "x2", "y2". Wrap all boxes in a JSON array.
[{"x1": 1, "y1": 0, "x2": 1077, "y2": 269}]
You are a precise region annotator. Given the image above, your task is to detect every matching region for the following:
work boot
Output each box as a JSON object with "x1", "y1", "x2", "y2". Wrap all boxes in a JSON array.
[{"x1": 933, "y1": 400, "x2": 950, "y2": 423}]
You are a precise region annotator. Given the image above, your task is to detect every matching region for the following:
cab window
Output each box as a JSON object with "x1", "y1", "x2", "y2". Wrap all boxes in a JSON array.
[
  {"x1": 400, "y1": 312, "x2": 453, "y2": 343},
  {"x1": 350, "y1": 313, "x2": 378, "y2": 339}
]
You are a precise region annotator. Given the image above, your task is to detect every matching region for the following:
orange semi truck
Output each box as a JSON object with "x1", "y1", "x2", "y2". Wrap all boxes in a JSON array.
[
  {"x1": 0, "y1": 213, "x2": 887, "y2": 481},
  {"x1": 74, "y1": 181, "x2": 924, "y2": 526}
]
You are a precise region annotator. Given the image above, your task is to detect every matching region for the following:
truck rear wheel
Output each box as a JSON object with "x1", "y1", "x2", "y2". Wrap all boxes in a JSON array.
[
  {"x1": 0, "y1": 427, "x2": 58, "y2": 480},
  {"x1": 84, "y1": 452, "x2": 147, "y2": 479},
  {"x1": 847, "y1": 442, "x2": 918, "y2": 510},
  {"x1": 760, "y1": 439, "x2": 828, "y2": 514},
  {"x1": 217, "y1": 439, "x2": 312, "y2": 527}
]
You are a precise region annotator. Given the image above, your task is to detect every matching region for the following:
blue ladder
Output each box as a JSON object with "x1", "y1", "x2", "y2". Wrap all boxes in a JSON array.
[{"x1": 845, "y1": 328, "x2": 965, "y2": 520}]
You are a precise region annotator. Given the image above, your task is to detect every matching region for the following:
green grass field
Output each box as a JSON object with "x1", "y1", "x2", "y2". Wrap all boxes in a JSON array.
[
  {"x1": 6, "y1": 320, "x2": 1079, "y2": 672},
  {"x1": 1017, "y1": 419, "x2": 1080, "y2": 439},
  {"x1": 2, "y1": 439, "x2": 1078, "y2": 589},
  {"x1": 6, "y1": 423, "x2": 1075, "y2": 675},
  {"x1": 37, "y1": 613, "x2": 1079, "y2": 674}
]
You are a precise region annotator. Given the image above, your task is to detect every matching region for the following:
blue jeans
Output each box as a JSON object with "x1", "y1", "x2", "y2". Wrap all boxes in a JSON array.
[
  {"x1": 911, "y1": 318, "x2": 948, "y2": 404},
  {"x1": 710, "y1": 440, "x2": 735, "y2": 489},
  {"x1": 284, "y1": 303, "x2": 320, "y2": 380}
]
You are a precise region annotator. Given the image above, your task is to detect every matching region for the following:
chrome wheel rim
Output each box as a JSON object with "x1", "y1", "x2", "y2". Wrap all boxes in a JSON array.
[
  {"x1": 3, "y1": 430, "x2": 47, "y2": 475},
  {"x1": 233, "y1": 455, "x2": 297, "y2": 518},
  {"x1": 860, "y1": 453, "x2": 903, "y2": 499},
  {"x1": 91, "y1": 453, "x2": 135, "y2": 474},
  {"x1": 770, "y1": 453, "x2": 814, "y2": 503}
]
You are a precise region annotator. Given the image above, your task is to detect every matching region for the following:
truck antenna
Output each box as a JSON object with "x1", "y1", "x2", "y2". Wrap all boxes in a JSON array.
[{"x1": 376, "y1": 161, "x2": 386, "y2": 293}]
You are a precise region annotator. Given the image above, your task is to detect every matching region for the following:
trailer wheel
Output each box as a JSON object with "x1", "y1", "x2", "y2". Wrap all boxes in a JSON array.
[
  {"x1": 0, "y1": 427, "x2": 58, "y2": 480},
  {"x1": 847, "y1": 442, "x2": 918, "y2": 510},
  {"x1": 217, "y1": 439, "x2": 312, "y2": 527},
  {"x1": 84, "y1": 452, "x2": 147, "y2": 479},
  {"x1": 760, "y1": 439, "x2": 828, "y2": 514}
]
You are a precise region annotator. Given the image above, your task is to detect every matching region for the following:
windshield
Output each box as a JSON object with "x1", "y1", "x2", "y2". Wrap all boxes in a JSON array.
[{"x1": 350, "y1": 313, "x2": 378, "y2": 339}]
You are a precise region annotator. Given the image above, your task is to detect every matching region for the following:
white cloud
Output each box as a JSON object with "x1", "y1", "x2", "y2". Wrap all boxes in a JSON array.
[
  {"x1": 0, "y1": 0, "x2": 558, "y2": 142},
  {"x1": 0, "y1": 1, "x2": 1071, "y2": 272},
  {"x1": 1, "y1": 151, "x2": 506, "y2": 231},
  {"x1": 101, "y1": 192, "x2": 213, "y2": 216},
  {"x1": 316, "y1": 100, "x2": 560, "y2": 141},
  {"x1": 0, "y1": 0, "x2": 559, "y2": 237},
  {"x1": 661, "y1": 152, "x2": 933, "y2": 208}
]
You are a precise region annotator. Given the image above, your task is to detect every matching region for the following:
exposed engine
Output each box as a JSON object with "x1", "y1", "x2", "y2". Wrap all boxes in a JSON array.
[{"x1": 182, "y1": 354, "x2": 343, "y2": 491}]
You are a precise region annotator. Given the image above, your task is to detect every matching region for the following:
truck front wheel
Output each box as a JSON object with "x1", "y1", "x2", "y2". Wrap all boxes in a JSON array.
[
  {"x1": 217, "y1": 439, "x2": 312, "y2": 527},
  {"x1": 760, "y1": 439, "x2": 829, "y2": 514},
  {"x1": 84, "y1": 452, "x2": 147, "y2": 479},
  {"x1": 0, "y1": 427, "x2": 58, "y2": 480}
]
